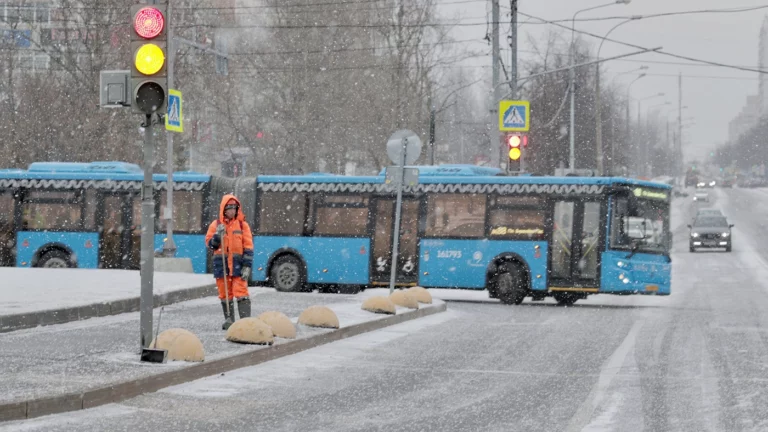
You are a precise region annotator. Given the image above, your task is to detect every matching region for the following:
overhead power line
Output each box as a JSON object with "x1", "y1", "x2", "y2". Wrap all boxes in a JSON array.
[
  {"x1": 538, "y1": 4, "x2": 768, "y2": 24},
  {"x1": 518, "y1": 10, "x2": 768, "y2": 75}
]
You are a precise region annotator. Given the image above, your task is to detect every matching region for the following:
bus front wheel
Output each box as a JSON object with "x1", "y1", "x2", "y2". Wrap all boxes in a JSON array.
[
  {"x1": 495, "y1": 263, "x2": 527, "y2": 305},
  {"x1": 270, "y1": 255, "x2": 306, "y2": 293}
]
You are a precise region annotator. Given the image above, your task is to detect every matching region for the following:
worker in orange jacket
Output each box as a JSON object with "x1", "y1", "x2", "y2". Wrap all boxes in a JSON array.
[{"x1": 205, "y1": 194, "x2": 254, "y2": 330}]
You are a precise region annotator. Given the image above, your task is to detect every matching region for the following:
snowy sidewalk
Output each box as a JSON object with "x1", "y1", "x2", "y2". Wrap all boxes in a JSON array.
[
  {"x1": 0, "y1": 268, "x2": 218, "y2": 332},
  {"x1": 0, "y1": 289, "x2": 445, "y2": 421}
]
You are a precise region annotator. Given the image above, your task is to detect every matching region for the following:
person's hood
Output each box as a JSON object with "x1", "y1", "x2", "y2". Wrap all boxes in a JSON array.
[{"x1": 219, "y1": 194, "x2": 244, "y2": 223}]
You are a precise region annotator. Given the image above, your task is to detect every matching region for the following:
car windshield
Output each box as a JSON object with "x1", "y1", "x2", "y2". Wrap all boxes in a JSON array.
[
  {"x1": 698, "y1": 209, "x2": 721, "y2": 216},
  {"x1": 693, "y1": 217, "x2": 728, "y2": 228}
]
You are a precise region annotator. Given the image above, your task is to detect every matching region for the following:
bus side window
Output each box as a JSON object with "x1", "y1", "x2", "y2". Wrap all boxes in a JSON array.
[
  {"x1": 22, "y1": 191, "x2": 82, "y2": 231},
  {"x1": 425, "y1": 194, "x2": 486, "y2": 238},
  {"x1": 313, "y1": 195, "x2": 369, "y2": 237},
  {"x1": 83, "y1": 189, "x2": 97, "y2": 230},
  {"x1": 158, "y1": 191, "x2": 204, "y2": 233},
  {"x1": 258, "y1": 192, "x2": 308, "y2": 235},
  {"x1": 0, "y1": 191, "x2": 15, "y2": 266}
]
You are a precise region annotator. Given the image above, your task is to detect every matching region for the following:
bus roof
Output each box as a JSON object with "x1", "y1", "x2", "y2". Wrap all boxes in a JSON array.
[
  {"x1": 259, "y1": 165, "x2": 672, "y2": 189},
  {"x1": 0, "y1": 161, "x2": 210, "y2": 183}
]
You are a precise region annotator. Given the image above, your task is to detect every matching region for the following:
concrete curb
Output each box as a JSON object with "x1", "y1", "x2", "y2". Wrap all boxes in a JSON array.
[
  {"x1": 0, "y1": 302, "x2": 447, "y2": 422},
  {"x1": 0, "y1": 284, "x2": 217, "y2": 334}
]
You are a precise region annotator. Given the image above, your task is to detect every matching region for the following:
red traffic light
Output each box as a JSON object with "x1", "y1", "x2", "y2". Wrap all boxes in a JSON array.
[
  {"x1": 506, "y1": 134, "x2": 527, "y2": 147},
  {"x1": 134, "y1": 7, "x2": 165, "y2": 39}
]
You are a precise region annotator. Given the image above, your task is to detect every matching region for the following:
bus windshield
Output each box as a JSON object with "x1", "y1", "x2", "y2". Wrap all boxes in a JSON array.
[{"x1": 611, "y1": 191, "x2": 670, "y2": 255}]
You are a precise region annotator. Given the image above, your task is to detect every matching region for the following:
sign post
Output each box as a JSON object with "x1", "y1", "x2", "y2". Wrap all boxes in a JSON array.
[
  {"x1": 386, "y1": 130, "x2": 422, "y2": 295},
  {"x1": 163, "y1": 88, "x2": 182, "y2": 257}
]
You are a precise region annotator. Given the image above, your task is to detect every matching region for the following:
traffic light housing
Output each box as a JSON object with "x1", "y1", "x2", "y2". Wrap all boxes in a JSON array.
[
  {"x1": 131, "y1": 4, "x2": 168, "y2": 115},
  {"x1": 504, "y1": 133, "x2": 527, "y2": 171}
]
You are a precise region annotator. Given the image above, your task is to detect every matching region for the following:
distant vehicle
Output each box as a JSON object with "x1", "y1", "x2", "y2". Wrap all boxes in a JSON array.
[
  {"x1": 685, "y1": 171, "x2": 699, "y2": 187},
  {"x1": 693, "y1": 190, "x2": 709, "y2": 202},
  {"x1": 688, "y1": 216, "x2": 733, "y2": 252},
  {"x1": 695, "y1": 208, "x2": 723, "y2": 219}
]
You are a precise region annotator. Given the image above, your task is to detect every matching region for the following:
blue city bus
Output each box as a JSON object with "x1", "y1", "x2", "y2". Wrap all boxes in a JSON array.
[
  {"x1": 0, "y1": 162, "x2": 212, "y2": 273},
  {"x1": 249, "y1": 165, "x2": 672, "y2": 305}
]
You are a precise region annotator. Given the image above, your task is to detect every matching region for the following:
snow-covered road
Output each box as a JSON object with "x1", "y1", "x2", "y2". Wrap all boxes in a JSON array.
[{"x1": 6, "y1": 189, "x2": 768, "y2": 431}]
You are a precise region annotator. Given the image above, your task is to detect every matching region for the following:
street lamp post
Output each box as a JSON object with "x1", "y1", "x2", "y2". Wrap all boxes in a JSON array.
[
  {"x1": 568, "y1": 0, "x2": 631, "y2": 171},
  {"x1": 636, "y1": 93, "x2": 664, "y2": 177},
  {"x1": 622, "y1": 73, "x2": 645, "y2": 175},
  {"x1": 645, "y1": 101, "x2": 670, "y2": 176},
  {"x1": 595, "y1": 16, "x2": 641, "y2": 175}
]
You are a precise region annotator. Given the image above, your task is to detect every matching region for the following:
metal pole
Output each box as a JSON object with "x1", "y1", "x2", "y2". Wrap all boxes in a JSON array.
[
  {"x1": 678, "y1": 73, "x2": 683, "y2": 174},
  {"x1": 510, "y1": 0, "x2": 517, "y2": 99},
  {"x1": 140, "y1": 114, "x2": 155, "y2": 349},
  {"x1": 428, "y1": 106, "x2": 436, "y2": 165},
  {"x1": 569, "y1": 66, "x2": 576, "y2": 170},
  {"x1": 595, "y1": 65, "x2": 603, "y2": 175},
  {"x1": 490, "y1": 0, "x2": 500, "y2": 168},
  {"x1": 595, "y1": 18, "x2": 639, "y2": 176},
  {"x1": 637, "y1": 99, "x2": 642, "y2": 176},
  {"x1": 389, "y1": 138, "x2": 407, "y2": 295},
  {"x1": 511, "y1": 0, "x2": 522, "y2": 172},
  {"x1": 163, "y1": 0, "x2": 176, "y2": 257}
]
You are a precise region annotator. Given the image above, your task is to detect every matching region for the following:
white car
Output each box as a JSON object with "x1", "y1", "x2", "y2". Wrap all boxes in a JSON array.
[{"x1": 693, "y1": 190, "x2": 709, "y2": 202}]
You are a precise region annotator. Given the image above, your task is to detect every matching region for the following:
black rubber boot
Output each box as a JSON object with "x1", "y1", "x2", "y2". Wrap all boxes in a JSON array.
[
  {"x1": 221, "y1": 300, "x2": 234, "y2": 330},
  {"x1": 237, "y1": 297, "x2": 251, "y2": 319}
]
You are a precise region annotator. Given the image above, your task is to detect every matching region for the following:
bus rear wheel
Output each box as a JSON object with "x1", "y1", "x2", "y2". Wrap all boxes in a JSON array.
[
  {"x1": 38, "y1": 250, "x2": 73, "y2": 269},
  {"x1": 495, "y1": 263, "x2": 527, "y2": 305},
  {"x1": 270, "y1": 255, "x2": 306, "y2": 293}
]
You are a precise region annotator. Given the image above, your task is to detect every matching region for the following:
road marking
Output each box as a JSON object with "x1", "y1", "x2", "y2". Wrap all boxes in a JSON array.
[{"x1": 565, "y1": 320, "x2": 644, "y2": 432}]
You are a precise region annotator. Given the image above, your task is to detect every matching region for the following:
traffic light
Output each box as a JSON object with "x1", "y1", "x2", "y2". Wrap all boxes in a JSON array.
[
  {"x1": 131, "y1": 3, "x2": 168, "y2": 115},
  {"x1": 505, "y1": 133, "x2": 527, "y2": 172}
]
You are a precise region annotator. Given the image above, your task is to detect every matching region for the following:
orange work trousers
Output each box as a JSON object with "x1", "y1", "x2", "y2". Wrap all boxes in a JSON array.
[{"x1": 216, "y1": 277, "x2": 249, "y2": 300}]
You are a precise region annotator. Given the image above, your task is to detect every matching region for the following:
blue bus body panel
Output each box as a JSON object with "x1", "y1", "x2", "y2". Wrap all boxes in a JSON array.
[
  {"x1": 418, "y1": 239, "x2": 548, "y2": 290},
  {"x1": 154, "y1": 234, "x2": 208, "y2": 274},
  {"x1": 252, "y1": 236, "x2": 370, "y2": 284},
  {"x1": 600, "y1": 251, "x2": 671, "y2": 295},
  {"x1": 17, "y1": 232, "x2": 99, "y2": 268}
]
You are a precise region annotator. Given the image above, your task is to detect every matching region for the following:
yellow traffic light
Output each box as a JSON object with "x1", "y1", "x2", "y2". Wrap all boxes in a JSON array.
[
  {"x1": 135, "y1": 44, "x2": 165, "y2": 76},
  {"x1": 509, "y1": 148, "x2": 522, "y2": 161}
]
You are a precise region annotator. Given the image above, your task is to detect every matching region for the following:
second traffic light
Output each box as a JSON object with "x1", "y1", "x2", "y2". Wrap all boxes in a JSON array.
[
  {"x1": 131, "y1": 4, "x2": 168, "y2": 115},
  {"x1": 505, "y1": 133, "x2": 527, "y2": 171}
]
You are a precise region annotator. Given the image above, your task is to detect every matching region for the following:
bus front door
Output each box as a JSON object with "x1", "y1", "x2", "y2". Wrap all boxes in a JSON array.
[
  {"x1": 549, "y1": 200, "x2": 602, "y2": 289},
  {"x1": 98, "y1": 193, "x2": 137, "y2": 269},
  {"x1": 371, "y1": 198, "x2": 420, "y2": 286}
]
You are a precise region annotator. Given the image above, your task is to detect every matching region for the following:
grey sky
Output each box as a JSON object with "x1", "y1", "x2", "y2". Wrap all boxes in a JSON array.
[{"x1": 441, "y1": 0, "x2": 767, "y2": 163}]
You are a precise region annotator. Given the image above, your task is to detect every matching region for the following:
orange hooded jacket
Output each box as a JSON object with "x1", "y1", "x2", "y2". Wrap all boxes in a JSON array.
[{"x1": 205, "y1": 194, "x2": 254, "y2": 278}]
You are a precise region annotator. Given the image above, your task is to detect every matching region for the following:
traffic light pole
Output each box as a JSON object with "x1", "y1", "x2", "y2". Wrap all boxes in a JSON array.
[
  {"x1": 162, "y1": 0, "x2": 176, "y2": 257},
  {"x1": 140, "y1": 114, "x2": 156, "y2": 349}
]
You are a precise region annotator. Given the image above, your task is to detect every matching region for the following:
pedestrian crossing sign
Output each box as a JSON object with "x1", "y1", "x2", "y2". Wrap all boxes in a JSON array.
[
  {"x1": 499, "y1": 100, "x2": 530, "y2": 132},
  {"x1": 165, "y1": 89, "x2": 183, "y2": 133}
]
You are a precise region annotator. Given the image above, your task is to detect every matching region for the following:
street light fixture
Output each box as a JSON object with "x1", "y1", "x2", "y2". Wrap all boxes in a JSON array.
[{"x1": 568, "y1": 0, "x2": 631, "y2": 171}]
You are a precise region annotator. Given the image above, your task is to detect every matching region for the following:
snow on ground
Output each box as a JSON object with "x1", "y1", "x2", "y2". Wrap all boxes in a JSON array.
[
  {"x1": 159, "y1": 308, "x2": 460, "y2": 399},
  {"x1": 0, "y1": 268, "x2": 214, "y2": 315}
]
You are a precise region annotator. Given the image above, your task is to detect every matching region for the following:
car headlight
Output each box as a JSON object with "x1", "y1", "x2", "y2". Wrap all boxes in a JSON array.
[
  {"x1": 721, "y1": 232, "x2": 729, "y2": 238},
  {"x1": 691, "y1": 233, "x2": 699, "y2": 238}
]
